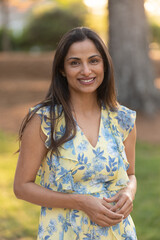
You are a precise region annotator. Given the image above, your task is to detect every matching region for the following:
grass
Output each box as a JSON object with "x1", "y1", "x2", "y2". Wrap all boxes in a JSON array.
[
  {"x1": 0, "y1": 131, "x2": 39, "y2": 240},
  {"x1": 0, "y1": 131, "x2": 160, "y2": 240},
  {"x1": 132, "y1": 141, "x2": 160, "y2": 240}
]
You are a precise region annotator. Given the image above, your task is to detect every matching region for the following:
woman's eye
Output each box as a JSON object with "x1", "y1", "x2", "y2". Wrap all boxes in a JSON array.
[
  {"x1": 70, "y1": 61, "x2": 79, "y2": 66},
  {"x1": 90, "y1": 59, "x2": 99, "y2": 64}
]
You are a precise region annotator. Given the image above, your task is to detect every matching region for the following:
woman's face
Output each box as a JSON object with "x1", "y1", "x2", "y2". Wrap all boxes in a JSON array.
[{"x1": 63, "y1": 39, "x2": 104, "y2": 97}]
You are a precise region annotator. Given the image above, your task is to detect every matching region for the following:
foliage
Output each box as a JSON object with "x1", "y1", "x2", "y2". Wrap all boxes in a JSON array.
[
  {"x1": 56, "y1": 0, "x2": 83, "y2": 6},
  {"x1": 0, "y1": 131, "x2": 160, "y2": 239},
  {"x1": 19, "y1": 5, "x2": 86, "y2": 51},
  {"x1": 0, "y1": 28, "x2": 26, "y2": 51},
  {"x1": 150, "y1": 22, "x2": 160, "y2": 45},
  {"x1": 147, "y1": 15, "x2": 160, "y2": 46},
  {"x1": 0, "y1": 0, "x2": 88, "y2": 51}
]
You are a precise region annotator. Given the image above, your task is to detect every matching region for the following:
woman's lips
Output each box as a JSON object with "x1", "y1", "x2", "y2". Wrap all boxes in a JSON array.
[{"x1": 78, "y1": 77, "x2": 96, "y2": 84}]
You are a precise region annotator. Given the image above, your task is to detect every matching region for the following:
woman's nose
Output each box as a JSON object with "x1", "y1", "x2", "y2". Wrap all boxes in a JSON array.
[{"x1": 81, "y1": 64, "x2": 91, "y2": 76}]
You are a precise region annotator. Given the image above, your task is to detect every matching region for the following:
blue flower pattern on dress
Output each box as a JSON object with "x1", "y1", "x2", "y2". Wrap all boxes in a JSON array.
[
  {"x1": 30, "y1": 104, "x2": 137, "y2": 239},
  {"x1": 47, "y1": 219, "x2": 57, "y2": 235},
  {"x1": 77, "y1": 140, "x2": 89, "y2": 153},
  {"x1": 38, "y1": 223, "x2": 44, "y2": 239}
]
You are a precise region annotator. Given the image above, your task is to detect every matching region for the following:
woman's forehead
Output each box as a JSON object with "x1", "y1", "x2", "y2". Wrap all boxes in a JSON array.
[{"x1": 65, "y1": 39, "x2": 101, "y2": 59}]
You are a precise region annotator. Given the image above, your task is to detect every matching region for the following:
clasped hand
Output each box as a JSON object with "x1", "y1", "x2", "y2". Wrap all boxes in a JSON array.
[
  {"x1": 82, "y1": 188, "x2": 134, "y2": 227},
  {"x1": 104, "y1": 187, "x2": 134, "y2": 220}
]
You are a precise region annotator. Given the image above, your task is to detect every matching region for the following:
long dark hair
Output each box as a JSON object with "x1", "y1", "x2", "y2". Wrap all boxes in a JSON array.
[{"x1": 19, "y1": 27, "x2": 117, "y2": 155}]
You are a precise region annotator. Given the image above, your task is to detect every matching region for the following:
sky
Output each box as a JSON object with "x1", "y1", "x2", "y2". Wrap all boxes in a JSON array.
[{"x1": 0, "y1": 0, "x2": 160, "y2": 33}]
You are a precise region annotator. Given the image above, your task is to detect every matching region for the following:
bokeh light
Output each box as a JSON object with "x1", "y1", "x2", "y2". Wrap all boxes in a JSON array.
[
  {"x1": 84, "y1": 0, "x2": 107, "y2": 8},
  {"x1": 144, "y1": 0, "x2": 160, "y2": 16}
]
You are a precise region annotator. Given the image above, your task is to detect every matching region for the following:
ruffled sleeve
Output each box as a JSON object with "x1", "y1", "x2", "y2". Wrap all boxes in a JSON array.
[
  {"x1": 114, "y1": 105, "x2": 136, "y2": 141},
  {"x1": 29, "y1": 104, "x2": 51, "y2": 149},
  {"x1": 107, "y1": 104, "x2": 136, "y2": 175}
]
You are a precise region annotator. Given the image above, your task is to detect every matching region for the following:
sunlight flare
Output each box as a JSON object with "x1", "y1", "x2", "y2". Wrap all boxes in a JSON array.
[
  {"x1": 83, "y1": 0, "x2": 107, "y2": 15},
  {"x1": 144, "y1": 0, "x2": 160, "y2": 16},
  {"x1": 84, "y1": 0, "x2": 107, "y2": 8}
]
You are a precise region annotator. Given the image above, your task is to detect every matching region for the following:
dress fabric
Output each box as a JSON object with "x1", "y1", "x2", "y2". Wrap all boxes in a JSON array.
[{"x1": 30, "y1": 104, "x2": 137, "y2": 240}]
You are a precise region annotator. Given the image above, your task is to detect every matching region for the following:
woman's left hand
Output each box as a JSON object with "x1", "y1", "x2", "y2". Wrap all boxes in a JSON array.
[{"x1": 103, "y1": 187, "x2": 134, "y2": 219}]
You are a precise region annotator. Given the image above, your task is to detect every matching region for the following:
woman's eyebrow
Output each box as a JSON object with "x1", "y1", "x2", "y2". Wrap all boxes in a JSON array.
[
  {"x1": 66, "y1": 54, "x2": 102, "y2": 61},
  {"x1": 88, "y1": 54, "x2": 102, "y2": 59},
  {"x1": 66, "y1": 57, "x2": 80, "y2": 61}
]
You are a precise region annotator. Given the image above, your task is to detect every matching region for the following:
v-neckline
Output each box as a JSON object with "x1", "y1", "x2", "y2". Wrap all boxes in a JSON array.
[{"x1": 74, "y1": 106, "x2": 103, "y2": 150}]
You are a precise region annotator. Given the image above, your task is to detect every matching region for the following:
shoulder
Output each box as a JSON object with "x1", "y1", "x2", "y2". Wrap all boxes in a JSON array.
[
  {"x1": 30, "y1": 103, "x2": 63, "y2": 119},
  {"x1": 29, "y1": 103, "x2": 64, "y2": 148},
  {"x1": 109, "y1": 104, "x2": 136, "y2": 141},
  {"x1": 109, "y1": 104, "x2": 136, "y2": 118},
  {"x1": 21, "y1": 112, "x2": 47, "y2": 152},
  {"x1": 30, "y1": 104, "x2": 51, "y2": 118},
  {"x1": 29, "y1": 104, "x2": 52, "y2": 148},
  {"x1": 109, "y1": 104, "x2": 136, "y2": 127}
]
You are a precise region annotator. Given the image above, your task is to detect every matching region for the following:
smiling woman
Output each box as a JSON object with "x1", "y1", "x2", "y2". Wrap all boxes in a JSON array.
[
  {"x1": 63, "y1": 39, "x2": 104, "y2": 96},
  {"x1": 14, "y1": 27, "x2": 137, "y2": 240}
]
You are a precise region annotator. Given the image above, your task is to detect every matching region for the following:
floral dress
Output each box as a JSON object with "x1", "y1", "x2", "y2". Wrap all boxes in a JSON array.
[{"x1": 30, "y1": 103, "x2": 137, "y2": 240}]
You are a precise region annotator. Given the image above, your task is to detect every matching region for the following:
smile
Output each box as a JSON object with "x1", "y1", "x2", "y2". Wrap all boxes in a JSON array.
[{"x1": 78, "y1": 77, "x2": 96, "y2": 84}]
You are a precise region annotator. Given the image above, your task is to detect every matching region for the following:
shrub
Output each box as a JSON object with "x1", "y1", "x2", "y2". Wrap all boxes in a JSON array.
[{"x1": 20, "y1": 7, "x2": 85, "y2": 51}]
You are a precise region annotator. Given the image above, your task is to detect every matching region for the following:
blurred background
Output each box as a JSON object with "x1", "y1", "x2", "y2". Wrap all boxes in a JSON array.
[{"x1": 0, "y1": 0, "x2": 160, "y2": 239}]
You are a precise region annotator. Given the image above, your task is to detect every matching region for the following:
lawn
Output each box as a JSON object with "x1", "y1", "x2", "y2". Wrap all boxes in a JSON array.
[
  {"x1": 133, "y1": 141, "x2": 160, "y2": 240},
  {"x1": 0, "y1": 131, "x2": 160, "y2": 240},
  {"x1": 0, "y1": 132, "x2": 39, "y2": 240}
]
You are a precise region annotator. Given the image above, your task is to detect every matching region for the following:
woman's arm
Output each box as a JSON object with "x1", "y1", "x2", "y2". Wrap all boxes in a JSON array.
[
  {"x1": 14, "y1": 114, "x2": 81, "y2": 209},
  {"x1": 14, "y1": 114, "x2": 123, "y2": 227},
  {"x1": 123, "y1": 123, "x2": 137, "y2": 201},
  {"x1": 104, "y1": 124, "x2": 137, "y2": 218}
]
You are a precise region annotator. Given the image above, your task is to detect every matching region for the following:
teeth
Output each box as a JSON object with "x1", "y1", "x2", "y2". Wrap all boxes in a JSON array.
[{"x1": 80, "y1": 78, "x2": 94, "y2": 83}]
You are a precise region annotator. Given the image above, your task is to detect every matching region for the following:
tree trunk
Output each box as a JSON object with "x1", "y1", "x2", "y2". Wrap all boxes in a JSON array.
[{"x1": 108, "y1": 0, "x2": 160, "y2": 114}]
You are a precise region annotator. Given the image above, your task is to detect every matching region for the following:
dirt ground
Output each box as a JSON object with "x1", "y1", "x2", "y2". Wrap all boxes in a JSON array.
[{"x1": 0, "y1": 51, "x2": 160, "y2": 144}]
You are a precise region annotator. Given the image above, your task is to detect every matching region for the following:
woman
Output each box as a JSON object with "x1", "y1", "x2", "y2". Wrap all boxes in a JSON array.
[{"x1": 14, "y1": 27, "x2": 137, "y2": 239}]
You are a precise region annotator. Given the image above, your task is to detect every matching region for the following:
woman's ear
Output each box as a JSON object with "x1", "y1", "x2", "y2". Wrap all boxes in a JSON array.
[{"x1": 61, "y1": 71, "x2": 66, "y2": 77}]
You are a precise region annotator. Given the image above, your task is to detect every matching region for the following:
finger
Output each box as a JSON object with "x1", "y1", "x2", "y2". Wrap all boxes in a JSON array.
[
  {"x1": 102, "y1": 200, "x2": 113, "y2": 210},
  {"x1": 122, "y1": 206, "x2": 133, "y2": 219},
  {"x1": 117, "y1": 200, "x2": 132, "y2": 214},
  {"x1": 100, "y1": 214, "x2": 123, "y2": 226},
  {"x1": 118, "y1": 203, "x2": 133, "y2": 217},
  {"x1": 115, "y1": 195, "x2": 133, "y2": 214},
  {"x1": 103, "y1": 195, "x2": 119, "y2": 203},
  {"x1": 110, "y1": 196, "x2": 126, "y2": 212},
  {"x1": 104, "y1": 207, "x2": 124, "y2": 220},
  {"x1": 111, "y1": 192, "x2": 132, "y2": 213}
]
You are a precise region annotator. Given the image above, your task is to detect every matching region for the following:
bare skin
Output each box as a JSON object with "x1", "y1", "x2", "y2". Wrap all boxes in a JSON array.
[{"x1": 14, "y1": 39, "x2": 137, "y2": 227}]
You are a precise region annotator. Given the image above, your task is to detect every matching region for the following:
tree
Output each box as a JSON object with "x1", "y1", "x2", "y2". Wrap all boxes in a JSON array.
[
  {"x1": 20, "y1": 4, "x2": 86, "y2": 51},
  {"x1": 108, "y1": 0, "x2": 160, "y2": 113}
]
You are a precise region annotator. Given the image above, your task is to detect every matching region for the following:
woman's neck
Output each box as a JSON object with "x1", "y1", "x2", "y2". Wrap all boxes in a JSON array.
[{"x1": 69, "y1": 92, "x2": 100, "y2": 115}]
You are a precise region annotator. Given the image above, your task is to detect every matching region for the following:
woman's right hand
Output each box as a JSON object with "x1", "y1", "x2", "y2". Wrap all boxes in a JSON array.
[{"x1": 80, "y1": 195, "x2": 124, "y2": 227}]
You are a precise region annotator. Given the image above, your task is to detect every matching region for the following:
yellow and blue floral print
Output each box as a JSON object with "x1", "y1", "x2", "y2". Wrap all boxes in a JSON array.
[{"x1": 30, "y1": 103, "x2": 137, "y2": 240}]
